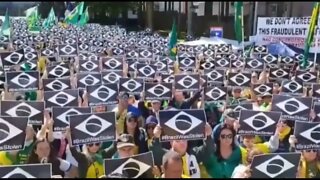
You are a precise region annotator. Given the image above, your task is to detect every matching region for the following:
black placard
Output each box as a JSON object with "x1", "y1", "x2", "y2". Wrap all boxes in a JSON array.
[
  {"x1": 44, "y1": 89, "x2": 79, "y2": 108},
  {"x1": 104, "y1": 152, "x2": 154, "y2": 178},
  {"x1": 205, "y1": 86, "x2": 227, "y2": 101},
  {"x1": 0, "y1": 101, "x2": 44, "y2": 125},
  {"x1": 159, "y1": 109, "x2": 206, "y2": 141},
  {"x1": 228, "y1": 72, "x2": 251, "y2": 87},
  {"x1": 174, "y1": 74, "x2": 200, "y2": 91},
  {"x1": 52, "y1": 107, "x2": 92, "y2": 132},
  {"x1": 119, "y1": 78, "x2": 144, "y2": 95},
  {"x1": 77, "y1": 73, "x2": 102, "y2": 88},
  {"x1": 6, "y1": 71, "x2": 39, "y2": 92},
  {"x1": 0, "y1": 116, "x2": 28, "y2": 151},
  {"x1": 294, "y1": 121, "x2": 320, "y2": 150},
  {"x1": 0, "y1": 164, "x2": 52, "y2": 178},
  {"x1": 87, "y1": 83, "x2": 119, "y2": 106},
  {"x1": 238, "y1": 110, "x2": 281, "y2": 136},
  {"x1": 42, "y1": 78, "x2": 71, "y2": 92},
  {"x1": 271, "y1": 95, "x2": 312, "y2": 121},
  {"x1": 144, "y1": 82, "x2": 172, "y2": 100},
  {"x1": 69, "y1": 112, "x2": 116, "y2": 146},
  {"x1": 250, "y1": 153, "x2": 300, "y2": 178}
]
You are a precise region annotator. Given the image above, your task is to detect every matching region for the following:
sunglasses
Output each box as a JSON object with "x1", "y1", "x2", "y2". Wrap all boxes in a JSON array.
[
  {"x1": 127, "y1": 118, "x2": 138, "y2": 123},
  {"x1": 220, "y1": 134, "x2": 233, "y2": 139},
  {"x1": 88, "y1": 143, "x2": 100, "y2": 147},
  {"x1": 305, "y1": 150, "x2": 318, "y2": 153}
]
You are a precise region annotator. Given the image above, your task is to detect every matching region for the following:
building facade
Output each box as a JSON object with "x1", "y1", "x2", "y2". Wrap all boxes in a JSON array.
[{"x1": 153, "y1": 2, "x2": 314, "y2": 17}]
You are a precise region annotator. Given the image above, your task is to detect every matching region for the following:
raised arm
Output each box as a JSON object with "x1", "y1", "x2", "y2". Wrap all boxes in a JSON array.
[
  {"x1": 149, "y1": 126, "x2": 169, "y2": 166},
  {"x1": 191, "y1": 123, "x2": 216, "y2": 163}
]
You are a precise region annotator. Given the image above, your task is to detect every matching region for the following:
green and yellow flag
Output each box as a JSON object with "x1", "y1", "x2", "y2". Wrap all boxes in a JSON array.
[
  {"x1": 65, "y1": 2, "x2": 84, "y2": 25},
  {"x1": 25, "y1": 5, "x2": 40, "y2": 33},
  {"x1": 43, "y1": 7, "x2": 56, "y2": 29},
  {"x1": 302, "y1": 2, "x2": 320, "y2": 68},
  {"x1": 234, "y1": 2, "x2": 244, "y2": 44},
  {"x1": 169, "y1": 20, "x2": 177, "y2": 57},
  {"x1": 1, "y1": 8, "x2": 10, "y2": 38},
  {"x1": 79, "y1": 6, "x2": 89, "y2": 26}
]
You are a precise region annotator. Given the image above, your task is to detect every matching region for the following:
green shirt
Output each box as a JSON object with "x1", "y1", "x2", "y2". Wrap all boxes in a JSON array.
[
  {"x1": 17, "y1": 142, "x2": 35, "y2": 164},
  {"x1": 203, "y1": 146, "x2": 241, "y2": 178}
]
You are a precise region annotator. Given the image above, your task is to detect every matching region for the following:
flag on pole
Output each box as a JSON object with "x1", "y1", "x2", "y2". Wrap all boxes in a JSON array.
[
  {"x1": 25, "y1": 5, "x2": 40, "y2": 33},
  {"x1": 43, "y1": 7, "x2": 56, "y2": 29},
  {"x1": 169, "y1": 19, "x2": 177, "y2": 57},
  {"x1": 25, "y1": 6, "x2": 38, "y2": 18},
  {"x1": 302, "y1": 2, "x2": 320, "y2": 69},
  {"x1": 78, "y1": 6, "x2": 89, "y2": 26},
  {"x1": 234, "y1": 2, "x2": 244, "y2": 44},
  {"x1": 65, "y1": 2, "x2": 84, "y2": 25},
  {"x1": 244, "y1": 42, "x2": 255, "y2": 58},
  {"x1": 1, "y1": 8, "x2": 10, "y2": 38}
]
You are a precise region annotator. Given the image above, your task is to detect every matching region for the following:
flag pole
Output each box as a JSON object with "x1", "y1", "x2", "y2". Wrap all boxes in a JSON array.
[
  {"x1": 241, "y1": 3, "x2": 245, "y2": 56},
  {"x1": 314, "y1": 26, "x2": 318, "y2": 68}
]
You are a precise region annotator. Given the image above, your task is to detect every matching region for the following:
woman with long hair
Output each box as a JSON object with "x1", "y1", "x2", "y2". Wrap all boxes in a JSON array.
[
  {"x1": 297, "y1": 150, "x2": 320, "y2": 178},
  {"x1": 66, "y1": 134, "x2": 105, "y2": 178},
  {"x1": 203, "y1": 124, "x2": 242, "y2": 178},
  {"x1": 121, "y1": 112, "x2": 148, "y2": 155},
  {"x1": 289, "y1": 135, "x2": 320, "y2": 178},
  {"x1": 27, "y1": 139, "x2": 71, "y2": 177},
  {"x1": 275, "y1": 120, "x2": 293, "y2": 153}
]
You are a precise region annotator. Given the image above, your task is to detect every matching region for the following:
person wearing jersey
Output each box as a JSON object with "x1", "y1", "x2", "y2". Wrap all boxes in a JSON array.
[
  {"x1": 0, "y1": 125, "x2": 36, "y2": 165},
  {"x1": 239, "y1": 133, "x2": 279, "y2": 165},
  {"x1": 65, "y1": 128, "x2": 105, "y2": 178},
  {"x1": 259, "y1": 92, "x2": 272, "y2": 111}
]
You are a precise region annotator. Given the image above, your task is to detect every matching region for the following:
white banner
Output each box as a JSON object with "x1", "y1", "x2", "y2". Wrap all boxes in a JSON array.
[{"x1": 256, "y1": 16, "x2": 320, "y2": 53}]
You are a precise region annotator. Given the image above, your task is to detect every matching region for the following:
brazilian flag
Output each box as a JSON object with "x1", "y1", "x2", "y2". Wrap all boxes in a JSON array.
[
  {"x1": 302, "y1": 2, "x2": 320, "y2": 68},
  {"x1": 234, "y1": 2, "x2": 244, "y2": 44},
  {"x1": 169, "y1": 20, "x2": 177, "y2": 57}
]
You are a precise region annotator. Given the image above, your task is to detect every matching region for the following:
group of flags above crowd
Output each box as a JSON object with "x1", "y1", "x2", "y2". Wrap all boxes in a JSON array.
[{"x1": 0, "y1": 1, "x2": 90, "y2": 36}]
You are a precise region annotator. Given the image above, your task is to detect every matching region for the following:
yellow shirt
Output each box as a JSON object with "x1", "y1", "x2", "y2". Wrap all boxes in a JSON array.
[
  {"x1": 240, "y1": 143, "x2": 270, "y2": 164},
  {"x1": 0, "y1": 151, "x2": 14, "y2": 166},
  {"x1": 38, "y1": 57, "x2": 47, "y2": 74},
  {"x1": 116, "y1": 109, "x2": 128, "y2": 135},
  {"x1": 85, "y1": 161, "x2": 104, "y2": 178}
]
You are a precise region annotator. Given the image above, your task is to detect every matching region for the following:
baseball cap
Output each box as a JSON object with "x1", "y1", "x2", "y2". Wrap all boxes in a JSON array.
[
  {"x1": 145, "y1": 116, "x2": 158, "y2": 126},
  {"x1": 117, "y1": 134, "x2": 135, "y2": 149}
]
